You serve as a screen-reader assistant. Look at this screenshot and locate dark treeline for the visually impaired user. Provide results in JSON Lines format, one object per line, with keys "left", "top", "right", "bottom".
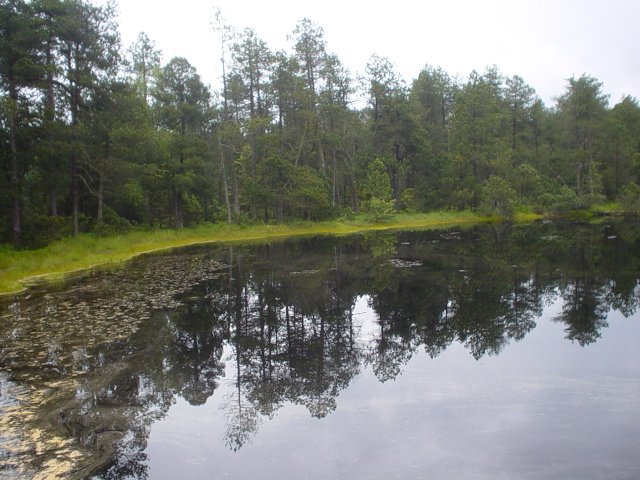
{"left": 3, "top": 0, "right": 640, "bottom": 248}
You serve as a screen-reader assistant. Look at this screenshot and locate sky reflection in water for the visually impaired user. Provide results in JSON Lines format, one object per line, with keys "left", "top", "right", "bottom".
{"left": 145, "top": 300, "right": 640, "bottom": 480}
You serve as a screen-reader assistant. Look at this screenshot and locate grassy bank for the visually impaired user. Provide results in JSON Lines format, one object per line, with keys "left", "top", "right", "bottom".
{"left": 0, "top": 211, "right": 534, "bottom": 296}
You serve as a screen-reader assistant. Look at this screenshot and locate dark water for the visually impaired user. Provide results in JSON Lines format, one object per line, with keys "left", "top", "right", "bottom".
{"left": 1, "top": 221, "right": 640, "bottom": 479}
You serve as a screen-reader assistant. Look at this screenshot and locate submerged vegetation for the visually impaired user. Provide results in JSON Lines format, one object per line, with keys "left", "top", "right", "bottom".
{"left": 2, "top": 220, "right": 640, "bottom": 478}
{"left": 1, "top": 0, "right": 640, "bottom": 256}
{"left": 0, "top": 210, "right": 489, "bottom": 294}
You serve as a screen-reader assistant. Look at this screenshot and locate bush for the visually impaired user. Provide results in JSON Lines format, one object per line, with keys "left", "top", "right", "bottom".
{"left": 479, "top": 176, "right": 518, "bottom": 218}
{"left": 365, "top": 197, "right": 395, "bottom": 222}
{"left": 400, "top": 187, "right": 423, "bottom": 213}
{"left": 450, "top": 187, "right": 475, "bottom": 210}
{"left": 535, "top": 185, "right": 580, "bottom": 212}
{"left": 20, "top": 215, "right": 73, "bottom": 249}
{"left": 619, "top": 182, "right": 640, "bottom": 212}
{"left": 94, "top": 206, "right": 132, "bottom": 237}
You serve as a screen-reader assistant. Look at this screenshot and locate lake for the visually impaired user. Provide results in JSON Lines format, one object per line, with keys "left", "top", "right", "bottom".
{"left": 1, "top": 220, "right": 639, "bottom": 479}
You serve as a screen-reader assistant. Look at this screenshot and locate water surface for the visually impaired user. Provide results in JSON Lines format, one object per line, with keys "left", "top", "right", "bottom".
{"left": 1, "top": 221, "right": 639, "bottom": 479}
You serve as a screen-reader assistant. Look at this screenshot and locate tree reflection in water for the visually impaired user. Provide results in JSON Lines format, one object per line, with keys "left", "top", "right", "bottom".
{"left": 0, "top": 220, "right": 639, "bottom": 478}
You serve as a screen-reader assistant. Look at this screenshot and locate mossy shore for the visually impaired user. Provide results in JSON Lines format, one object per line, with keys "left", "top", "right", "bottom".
{"left": 0, "top": 211, "right": 539, "bottom": 296}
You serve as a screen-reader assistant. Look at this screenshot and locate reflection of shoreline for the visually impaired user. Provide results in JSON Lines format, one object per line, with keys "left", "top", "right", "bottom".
{"left": 0, "top": 214, "right": 485, "bottom": 297}
{"left": 0, "top": 222, "right": 638, "bottom": 477}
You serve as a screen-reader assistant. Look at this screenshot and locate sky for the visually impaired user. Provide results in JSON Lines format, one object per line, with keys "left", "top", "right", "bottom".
{"left": 109, "top": 0, "right": 640, "bottom": 107}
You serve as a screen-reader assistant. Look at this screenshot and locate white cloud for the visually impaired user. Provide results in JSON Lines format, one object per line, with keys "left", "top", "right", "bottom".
{"left": 110, "top": 0, "right": 640, "bottom": 106}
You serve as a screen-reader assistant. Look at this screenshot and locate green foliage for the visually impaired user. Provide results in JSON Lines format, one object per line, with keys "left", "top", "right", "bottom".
{"left": 451, "top": 187, "right": 475, "bottom": 210}
{"left": 450, "top": 69, "right": 511, "bottom": 194}
{"left": 619, "top": 182, "right": 640, "bottom": 212}
{"left": 362, "top": 159, "right": 393, "bottom": 199}
{"left": 366, "top": 196, "right": 395, "bottom": 222}
{"left": 399, "top": 187, "right": 421, "bottom": 212}
{"left": 512, "top": 163, "right": 541, "bottom": 200}
{"left": 536, "top": 185, "right": 580, "bottom": 212}
{"left": 288, "top": 166, "right": 333, "bottom": 220}
{"left": 182, "top": 192, "right": 203, "bottom": 221}
{"left": 19, "top": 215, "right": 72, "bottom": 249}
{"left": 361, "top": 158, "right": 395, "bottom": 221}
{"left": 95, "top": 206, "right": 133, "bottom": 237}
{"left": 1, "top": 5, "right": 639, "bottom": 249}
{"left": 479, "top": 176, "right": 518, "bottom": 217}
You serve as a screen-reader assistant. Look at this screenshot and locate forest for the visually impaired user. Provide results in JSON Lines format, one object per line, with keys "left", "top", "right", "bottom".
{"left": 2, "top": 0, "right": 640, "bottom": 249}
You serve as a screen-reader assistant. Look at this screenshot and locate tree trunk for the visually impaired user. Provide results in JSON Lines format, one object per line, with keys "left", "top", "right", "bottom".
{"left": 96, "top": 170, "right": 104, "bottom": 229}
{"left": 229, "top": 154, "right": 240, "bottom": 215}
{"left": 49, "top": 185, "right": 57, "bottom": 216}
{"left": 347, "top": 171, "right": 359, "bottom": 214}
{"left": 96, "top": 136, "right": 109, "bottom": 230}
{"left": 295, "top": 123, "right": 308, "bottom": 166}
{"left": 71, "top": 150, "right": 78, "bottom": 236}
{"left": 70, "top": 65, "right": 80, "bottom": 237}
{"left": 317, "top": 141, "right": 326, "bottom": 176}
{"left": 146, "top": 194, "right": 154, "bottom": 227}
{"left": 173, "top": 187, "right": 184, "bottom": 229}
{"left": 45, "top": 27, "right": 58, "bottom": 218}
{"left": 218, "top": 133, "right": 232, "bottom": 224}
{"left": 277, "top": 190, "right": 284, "bottom": 224}
{"left": 331, "top": 150, "right": 339, "bottom": 207}
{"left": 8, "top": 87, "right": 21, "bottom": 247}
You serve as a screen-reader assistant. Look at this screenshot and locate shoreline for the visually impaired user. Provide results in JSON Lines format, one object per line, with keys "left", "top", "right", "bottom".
{"left": 1, "top": 212, "right": 533, "bottom": 296}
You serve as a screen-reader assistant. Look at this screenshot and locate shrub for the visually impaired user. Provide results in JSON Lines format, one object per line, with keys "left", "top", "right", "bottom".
{"left": 366, "top": 196, "right": 395, "bottom": 222}
{"left": 94, "top": 206, "right": 132, "bottom": 237}
{"left": 479, "top": 176, "right": 518, "bottom": 218}
{"left": 619, "top": 182, "right": 640, "bottom": 212}
{"left": 20, "top": 215, "right": 73, "bottom": 249}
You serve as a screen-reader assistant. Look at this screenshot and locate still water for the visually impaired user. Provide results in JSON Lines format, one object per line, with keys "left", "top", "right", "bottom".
{"left": 1, "top": 221, "right": 639, "bottom": 479}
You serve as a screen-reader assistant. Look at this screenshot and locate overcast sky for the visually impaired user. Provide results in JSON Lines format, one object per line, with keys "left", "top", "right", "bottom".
{"left": 110, "top": 0, "right": 639, "bottom": 107}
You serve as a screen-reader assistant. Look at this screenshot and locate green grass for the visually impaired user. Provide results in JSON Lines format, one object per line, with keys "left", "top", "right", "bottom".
{"left": 0, "top": 210, "right": 536, "bottom": 295}
{"left": 589, "top": 202, "right": 623, "bottom": 214}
